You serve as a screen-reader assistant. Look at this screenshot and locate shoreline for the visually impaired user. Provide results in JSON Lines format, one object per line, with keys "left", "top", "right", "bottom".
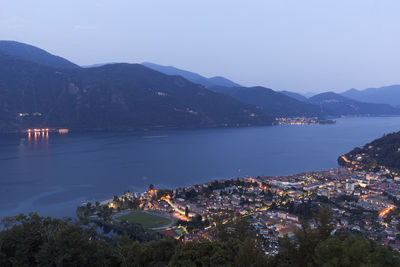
{"left": 3, "top": 115, "right": 400, "bottom": 135}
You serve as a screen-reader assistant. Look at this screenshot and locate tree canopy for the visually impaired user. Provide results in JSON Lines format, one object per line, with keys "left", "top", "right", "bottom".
{"left": 0, "top": 211, "right": 399, "bottom": 266}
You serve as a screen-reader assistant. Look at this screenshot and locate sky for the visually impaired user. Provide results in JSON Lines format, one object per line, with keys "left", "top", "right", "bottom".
{"left": 1, "top": 0, "right": 400, "bottom": 93}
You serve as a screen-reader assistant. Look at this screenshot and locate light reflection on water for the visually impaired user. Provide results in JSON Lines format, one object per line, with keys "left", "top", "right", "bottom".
{"left": 0, "top": 116, "right": 400, "bottom": 219}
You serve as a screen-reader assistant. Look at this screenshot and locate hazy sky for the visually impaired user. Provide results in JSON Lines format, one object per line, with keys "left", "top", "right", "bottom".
{"left": 1, "top": 0, "right": 400, "bottom": 93}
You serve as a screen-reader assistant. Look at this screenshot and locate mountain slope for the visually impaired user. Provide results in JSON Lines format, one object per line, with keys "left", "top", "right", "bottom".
{"left": 0, "top": 40, "right": 79, "bottom": 69}
{"left": 279, "top": 90, "right": 309, "bottom": 102}
{"left": 142, "top": 62, "right": 241, "bottom": 88}
{"left": 211, "top": 86, "right": 322, "bottom": 117}
{"left": 0, "top": 53, "right": 274, "bottom": 132}
{"left": 81, "top": 62, "right": 119, "bottom": 68}
{"left": 342, "top": 85, "right": 400, "bottom": 107}
{"left": 339, "top": 131, "right": 400, "bottom": 172}
{"left": 308, "top": 92, "right": 400, "bottom": 116}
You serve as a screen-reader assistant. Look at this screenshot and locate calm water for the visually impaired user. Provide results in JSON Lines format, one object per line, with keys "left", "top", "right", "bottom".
{"left": 1, "top": 117, "right": 399, "bottom": 219}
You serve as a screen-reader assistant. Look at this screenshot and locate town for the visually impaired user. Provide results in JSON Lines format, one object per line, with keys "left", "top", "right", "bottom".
{"left": 78, "top": 164, "right": 400, "bottom": 255}
{"left": 276, "top": 117, "right": 335, "bottom": 125}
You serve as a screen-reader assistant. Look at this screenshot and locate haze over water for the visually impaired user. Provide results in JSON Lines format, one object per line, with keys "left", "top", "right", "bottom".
{"left": 1, "top": 116, "right": 399, "bottom": 219}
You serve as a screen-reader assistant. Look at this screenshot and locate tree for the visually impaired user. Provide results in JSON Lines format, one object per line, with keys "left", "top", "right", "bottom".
{"left": 214, "top": 216, "right": 230, "bottom": 242}
{"left": 1, "top": 211, "right": 399, "bottom": 266}
{"left": 168, "top": 240, "right": 239, "bottom": 266}
{"left": 368, "top": 244, "right": 400, "bottom": 266}
{"left": 314, "top": 207, "right": 336, "bottom": 240}
{"left": 0, "top": 213, "right": 119, "bottom": 266}
{"left": 185, "top": 206, "right": 190, "bottom": 217}
{"left": 235, "top": 238, "right": 269, "bottom": 267}
{"left": 277, "top": 207, "right": 336, "bottom": 266}
{"left": 234, "top": 217, "right": 253, "bottom": 240}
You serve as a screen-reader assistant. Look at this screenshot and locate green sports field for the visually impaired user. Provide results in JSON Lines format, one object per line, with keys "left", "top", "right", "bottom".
{"left": 117, "top": 211, "right": 172, "bottom": 228}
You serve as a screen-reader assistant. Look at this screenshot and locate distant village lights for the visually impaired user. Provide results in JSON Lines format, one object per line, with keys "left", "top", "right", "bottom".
{"left": 25, "top": 128, "right": 69, "bottom": 140}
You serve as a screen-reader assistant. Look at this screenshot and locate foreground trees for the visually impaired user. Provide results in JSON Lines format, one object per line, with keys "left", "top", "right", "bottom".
{"left": 274, "top": 209, "right": 400, "bottom": 267}
{"left": 0, "top": 213, "right": 119, "bottom": 266}
{"left": 0, "top": 210, "right": 399, "bottom": 266}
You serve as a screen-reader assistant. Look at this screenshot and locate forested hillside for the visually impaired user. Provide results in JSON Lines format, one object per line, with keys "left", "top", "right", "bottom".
{"left": 0, "top": 210, "right": 398, "bottom": 266}
{"left": 0, "top": 42, "right": 275, "bottom": 133}
{"left": 339, "top": 131, "right": 400, "bottom": 172}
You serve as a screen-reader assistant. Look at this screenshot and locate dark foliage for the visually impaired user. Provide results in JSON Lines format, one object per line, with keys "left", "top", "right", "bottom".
{"left": 1, "top": 211, "right": 399, "bottom": 266}
{"left": 274, "top": 209, "right": 400, "bottom": 266}
{"left": 339, "top": 131, "right": 400, "bottom": 171}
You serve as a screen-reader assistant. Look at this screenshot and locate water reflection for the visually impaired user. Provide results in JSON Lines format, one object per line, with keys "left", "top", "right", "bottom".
{"left": 24, "top": 129, "right": 63, "bottom": 150}
{"left": 26, "top": 129, "right": 68, "bottom": 144}
{"left": 2, "top": 117, "right": 400, "bottom": 219}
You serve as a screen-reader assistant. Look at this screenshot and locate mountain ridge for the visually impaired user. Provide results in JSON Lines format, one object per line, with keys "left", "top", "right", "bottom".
{"left": 142, "top": 62, "right": 241, "bottom": 88}
{"left": 342, "top": 85, "right": 400, "bottom": 107}
{"left": 0, "top": 48, "right": 275, "bottom": 132}
{"left": 308, "top": 92, "right": 400, "bottom": 116}
{"left": 0, "top": 40, "right": 80, "bottom": 69}
{"left": 279, "top": 90, "right": 309, "bottom": 102}
{"left": 338, "top": 131, "right": 400, "bottom": 172}
{"left": 211, "top": 86, "right": 323, "bottom": 117}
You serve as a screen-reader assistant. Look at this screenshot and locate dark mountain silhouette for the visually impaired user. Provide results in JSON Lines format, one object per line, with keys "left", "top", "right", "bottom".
{"left": 211, "top": 86, "right": 322, "bottom": 117}
{"left": 0, "top": 40, "right": 79, "bottom": 69}
{"left": 81, "top": 62, "right": 119, "bottom": 68}
{"left": 0, "top": 49, "right": 274, "bottom": 132}
{"left": 303, "top": 92, "right": 317, "bottom": 98}
{"left": 339, "top": 131, "right": 400, "bottom": 172}
{"left": 342, "top": 85, "right": 400, "bottom": 107}
{"left": 308, "top": 92, "right": 400, "bottom": 116}
{"left": 142, "top": 62, "right": 241, "bottom": 88}
{"left": 279, "top": 90, "right": 309, "bottom": 102}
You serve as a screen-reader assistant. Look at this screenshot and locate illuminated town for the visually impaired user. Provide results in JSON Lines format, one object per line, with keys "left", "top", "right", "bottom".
{"left": 25, "top": 128, "right": 69, "bottom": 141}
{"left": 276, "top": 117, "right": 335, "bottom": 125}
{"left": 79, "top": 165, "right": 400, "bottom": 254}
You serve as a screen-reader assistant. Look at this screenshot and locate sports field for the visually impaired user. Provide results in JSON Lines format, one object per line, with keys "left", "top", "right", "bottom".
{"left": 117, "top": 211, "right": 172, "bottom": 228}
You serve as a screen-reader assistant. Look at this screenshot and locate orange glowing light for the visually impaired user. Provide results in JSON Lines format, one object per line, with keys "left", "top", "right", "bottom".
{"left": 341, "top": 156, "right": 351, "bottom": 164}
{"left": 379, "top": 206, "right": 395, "bottom": 218}
{"left": 58, "top": 129, "right": 69, "bottom": 134}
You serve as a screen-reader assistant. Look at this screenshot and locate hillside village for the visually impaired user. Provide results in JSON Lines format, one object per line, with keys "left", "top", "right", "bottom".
{"left": 79, "top": 165, "right": 400, "bottom": 255}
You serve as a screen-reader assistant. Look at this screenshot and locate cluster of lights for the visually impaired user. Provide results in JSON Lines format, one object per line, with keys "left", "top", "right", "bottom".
{"left": 27, "top": 128, "right": 49, "bottom": 133}
{"left": 379, "top": 206, "right": 395, "bottom": 218}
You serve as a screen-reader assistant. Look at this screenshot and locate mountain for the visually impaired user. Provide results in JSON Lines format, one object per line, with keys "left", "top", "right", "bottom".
{"left": 207, "top": 76, "right": 241, "bottom": 87}
{"left": 279, "top": 90, "right": 309, "bottom": 102}
{"left": 338, "top": 131, "right": 400, "bottom": 172}
{"left": 303, "top": 92, "right": 317, "bottom": 98}
{"left": 308, "top": 92, "right": 400, "bottom": 116}
{"left": 0, "top": 40, "right": 79, "bottom": 69}
{"left": 211, "top": 86, "right": 322, "bottom": 117}
{"left": 81, "top": 62, "right": 119, "bottom": 68}
{"left": 0, "top": 50, "right": 274, "bottom": 132}
{"left": 142, "top": 62, "right": 241, "bottom": 88}
{"left": 342, "top": 85, "right": 400, "bottom": 107}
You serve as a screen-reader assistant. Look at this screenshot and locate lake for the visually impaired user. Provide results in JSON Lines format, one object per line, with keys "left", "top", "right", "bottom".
{"left": 1, "top": 116, "right": 399, "bottom": 219}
